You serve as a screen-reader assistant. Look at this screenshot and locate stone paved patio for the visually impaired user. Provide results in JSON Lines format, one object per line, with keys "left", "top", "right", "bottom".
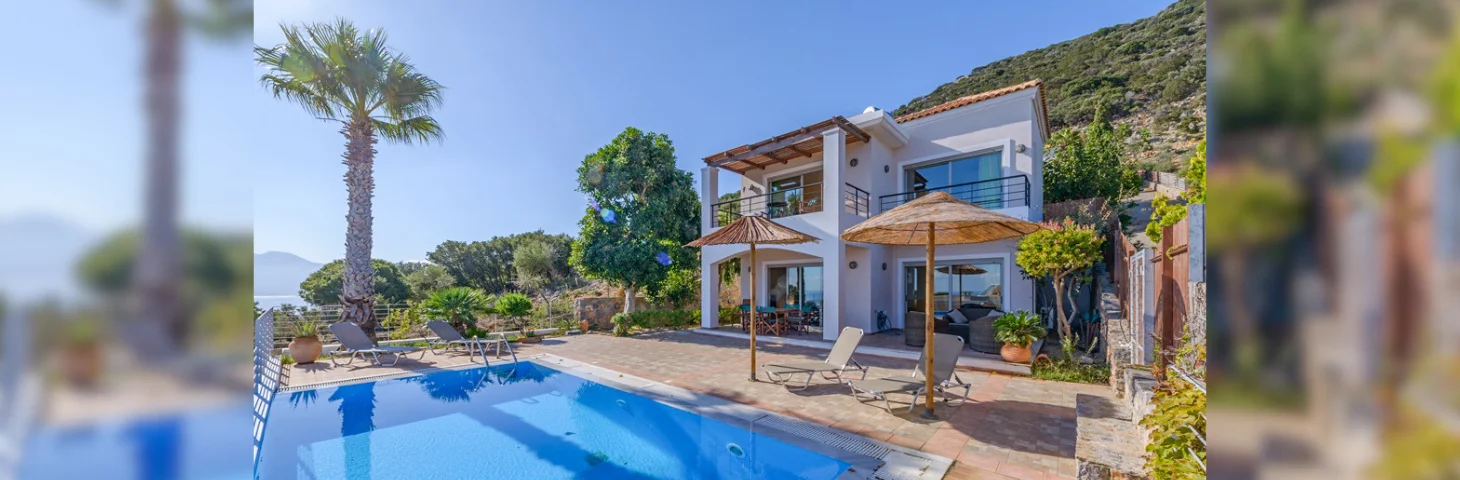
{"left": 283, "top": 330, "right": 1114, "bottom": 479}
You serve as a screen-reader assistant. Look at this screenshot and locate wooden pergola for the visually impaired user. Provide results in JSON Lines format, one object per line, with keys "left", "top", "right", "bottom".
{"left": 702, "top": 116, "right": 870, "bottom": 175}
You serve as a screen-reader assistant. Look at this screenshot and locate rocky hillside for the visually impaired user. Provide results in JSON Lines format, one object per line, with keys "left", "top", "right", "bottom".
{"left": 894, "top": 0, "right": 1206, "bottom": 165}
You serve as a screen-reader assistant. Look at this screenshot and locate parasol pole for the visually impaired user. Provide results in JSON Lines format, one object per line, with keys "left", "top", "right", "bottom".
{"left": 924, "top": 222, "right": 937, "bottom": 417}
{"left": 749, "top": 242, "right": 758, "bottom": 381}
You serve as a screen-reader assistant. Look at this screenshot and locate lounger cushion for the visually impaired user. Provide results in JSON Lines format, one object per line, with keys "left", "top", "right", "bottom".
{"left": 848, "top": 377, "right": 922, "bottom": 394}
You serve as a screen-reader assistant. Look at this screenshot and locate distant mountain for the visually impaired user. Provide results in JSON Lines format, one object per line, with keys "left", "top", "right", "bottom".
{"left": 0, "top": 215, "right": 100, "bottom": 302}
{"left": 253, "top": 251, "right": 323, "bottom": 297}
{"left": 894, "top": 0, "right": 1206, "bottom": 163}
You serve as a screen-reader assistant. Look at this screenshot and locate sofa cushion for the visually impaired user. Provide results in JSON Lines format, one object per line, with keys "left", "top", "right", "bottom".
{"left": 946, "top": 309, "right": 970, "bottom": 325}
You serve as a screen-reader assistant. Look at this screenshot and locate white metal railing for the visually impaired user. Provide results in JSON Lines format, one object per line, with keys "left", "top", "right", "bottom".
{"left": 252, "top": 308, "right": 282, "bottom": 466}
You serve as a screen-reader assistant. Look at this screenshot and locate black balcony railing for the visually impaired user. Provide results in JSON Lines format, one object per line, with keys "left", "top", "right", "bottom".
{"left": 879, "top": 174, "right": 1030, "bottom": 212}
{"left": 844, "top": 183, "right": 870, "bottom": 218}
{"left": 712, "top": 183, "right": 824, "bottom": 227}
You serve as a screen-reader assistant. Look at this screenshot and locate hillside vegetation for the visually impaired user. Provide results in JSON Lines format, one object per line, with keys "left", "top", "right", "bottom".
{"left": 894, "top": 0, "right": 1205, "bottom": 164}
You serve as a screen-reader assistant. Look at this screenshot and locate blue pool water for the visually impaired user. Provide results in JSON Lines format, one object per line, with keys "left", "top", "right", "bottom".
{"left": 256, "top": 362, "right": 852, "bottom": 479}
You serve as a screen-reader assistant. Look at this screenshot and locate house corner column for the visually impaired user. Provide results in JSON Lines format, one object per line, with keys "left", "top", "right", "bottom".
{"left": 821, "top": 123, "right": 847, "bottom": 340}
{"left": 699, "top": 167, "right": 718, "bottom": 329}
{"left": 701, "top": 166, "right": 717, "bottom": 235}
{"left": 701, "top": 251, "right": 718, "bottom": 329}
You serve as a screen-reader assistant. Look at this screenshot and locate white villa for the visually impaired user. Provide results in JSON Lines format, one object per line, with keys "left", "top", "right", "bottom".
{"left": 696, "top": 80, "right": 1050, "bottom": 342}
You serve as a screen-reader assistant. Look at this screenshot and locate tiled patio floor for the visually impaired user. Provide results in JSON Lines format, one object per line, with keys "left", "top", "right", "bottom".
{"left": 283, "top": 331, "right": 1113, "bottom": 479}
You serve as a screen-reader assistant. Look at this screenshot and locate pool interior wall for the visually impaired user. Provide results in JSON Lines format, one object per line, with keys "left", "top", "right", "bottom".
{"left": 260, "top": 361, "right": 847, "bottom": 479}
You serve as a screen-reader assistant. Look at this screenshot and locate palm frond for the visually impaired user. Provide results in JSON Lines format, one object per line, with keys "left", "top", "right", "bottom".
{"left": 257, "top": 19, "right": 445, "bottom": 140}
{"left": 373, "top": 116, "right": 444, "bottom": 145}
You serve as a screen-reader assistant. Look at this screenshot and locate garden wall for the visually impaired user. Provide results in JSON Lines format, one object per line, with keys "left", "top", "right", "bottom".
{"left": 574, "top": 296, "right": 654, "bottom": 330}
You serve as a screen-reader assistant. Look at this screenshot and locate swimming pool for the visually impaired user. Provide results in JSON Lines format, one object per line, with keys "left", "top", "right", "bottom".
{"left": 255, "top": 361, "right": 856, "bottom": 479}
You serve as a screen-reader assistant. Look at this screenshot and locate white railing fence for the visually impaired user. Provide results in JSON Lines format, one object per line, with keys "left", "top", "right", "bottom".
{"left": 252, "top": 308, "right": 281, "bottom": 467}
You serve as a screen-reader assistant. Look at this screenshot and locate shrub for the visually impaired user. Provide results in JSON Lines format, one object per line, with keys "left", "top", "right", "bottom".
{"left": 381, "top": 303, "right": 427, "bottom": 340}
{"left": 610, "top": 309, "right": 699, "bottom": 336}
{"left": 1030, "top": 359, "right": 1110, "bottom": 384}
{"left": 495, "top": 293, "right": 533, "bottom": 330}
{"left": 422, "top": 287, "right": 494, "bottom": 333}
{"left": 718, "top": 307, "right": 739, "bottom": 326}
{"left": 992, "top": 310, "right": 1046, "bottom": 348}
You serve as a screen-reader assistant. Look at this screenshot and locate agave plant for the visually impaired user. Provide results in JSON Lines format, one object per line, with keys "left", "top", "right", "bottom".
{"left": 422, "top": 287, "right": 494, "bottom": 333}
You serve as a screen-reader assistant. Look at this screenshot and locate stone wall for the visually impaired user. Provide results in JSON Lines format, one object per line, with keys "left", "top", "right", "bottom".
{"left": 574, "top": 296, "right": 654, "bottom": 330}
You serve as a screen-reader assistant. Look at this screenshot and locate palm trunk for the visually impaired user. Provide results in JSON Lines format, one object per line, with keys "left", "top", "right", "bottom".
{"left": 133, "top": 0, "right": 184, "bottom": 356}
{"left": 342, "top": 118, "right": 378, "bottom": 339}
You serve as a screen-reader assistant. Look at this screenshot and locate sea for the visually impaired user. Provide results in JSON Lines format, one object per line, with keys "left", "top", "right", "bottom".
{"left": 254, "top": 295, "right": 308, "bottom": 311}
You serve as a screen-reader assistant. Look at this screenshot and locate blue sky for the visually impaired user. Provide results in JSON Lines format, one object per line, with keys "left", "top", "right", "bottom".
{"left": 237, "top": 0, "right": 1175, "bottom": 263}
{"left": 0, "top": 1, "right": 253, "bottom": 234}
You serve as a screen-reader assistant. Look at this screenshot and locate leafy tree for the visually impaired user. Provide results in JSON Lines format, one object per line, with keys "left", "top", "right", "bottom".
{"left": 256, "top": 20, "right": 445, "bottom": 338}
{"left": 427, "top": 231, "right": 578, "bottom": 294}
{"left": 394, "top": 261, "right": 431, "bottom": 276}
{"left": 512, "top": 238, "right": 558, "bottom": 294}
{"left": 404, "top": 264, "right": 456, "bottom": 300}
{"left": 78, "top": 230, "right": 250, "bottom": 347}
{"left": 494, "top": 293, "right": 533, "bottom": 331}
{"left": 1043, "top": 109, "right": 1143, "bottom": 204}
{"left": 299, "top": 259, "right": 410, "bottom": 307}
{"left": 571, "top": 127, "right": 700, "bottom": 313}
{"left": 1015, "top": 219, "right": 1104, "bottom": 345}
{"left": 421, "top": 287, "right": 493, "bottom": 333}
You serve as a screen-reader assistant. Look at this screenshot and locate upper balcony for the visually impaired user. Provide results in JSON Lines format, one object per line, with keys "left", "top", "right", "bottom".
{"left": 712, "top": 182, "right": 871, "bottom": 227}
{"left": 879, "top": 174, "right": 1030, "bottom": 214}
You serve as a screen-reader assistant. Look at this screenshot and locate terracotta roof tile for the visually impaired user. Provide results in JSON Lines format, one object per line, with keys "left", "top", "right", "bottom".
{"left": 895, "top": 80, "right": 1048, "bottom": 134}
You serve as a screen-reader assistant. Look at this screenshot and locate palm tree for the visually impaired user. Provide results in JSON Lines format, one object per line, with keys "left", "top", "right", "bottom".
{"left": 255, "top": 20, "right": 445, "bottom": 338}
{"left": 421, "top": 287, "right": 494, "bottom": 333}
{"left": 124, "top": 0, "right": 248, "bottom": 359}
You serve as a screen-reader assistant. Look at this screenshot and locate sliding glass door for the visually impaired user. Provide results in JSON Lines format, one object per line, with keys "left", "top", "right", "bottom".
{"left": 767, "top": 264, "right": 823, "bottom": 310}
{"left": 906, "top": 151, "right": 1004, "bottom": 206}
{"left": 904, "top": 259, "right": 1004, "bottom": 317}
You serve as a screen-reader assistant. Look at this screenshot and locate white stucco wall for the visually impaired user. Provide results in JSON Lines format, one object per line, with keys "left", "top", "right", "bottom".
{"left": 699, "top": 87, "right": 1048, "bottom": 339}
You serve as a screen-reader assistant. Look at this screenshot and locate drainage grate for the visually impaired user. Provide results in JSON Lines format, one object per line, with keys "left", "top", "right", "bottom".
{"left": 751, "top": 414, "right": 891, "bottom": 460}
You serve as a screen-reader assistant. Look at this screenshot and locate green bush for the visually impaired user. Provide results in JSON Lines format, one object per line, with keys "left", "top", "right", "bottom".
{"left": 718, "top": 307, "right": 739, "bottom": 326}
{"left": 495, "top": 293, "right": 533, "bottom": 330}
{"left": 610, "top": 310, "right": 700, "bottom": 336}
{"left": 1031, "top": 360, "right": 1110, "bottom": 384}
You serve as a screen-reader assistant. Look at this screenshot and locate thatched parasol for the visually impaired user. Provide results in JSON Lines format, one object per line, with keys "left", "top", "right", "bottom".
{"left": 841, "top": 191, "right": 1040, "bottom": 416}
{"left": 687, "top": 215, "right": 818, "bottom": 381}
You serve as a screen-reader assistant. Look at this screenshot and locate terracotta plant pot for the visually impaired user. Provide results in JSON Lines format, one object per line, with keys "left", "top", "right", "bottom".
{"left": 1000, "top": 343, "right": 1032, "bottom": 364}
{"left": 288, "top": 336, "right": 323, "bottom": 364}
{"left": 519, "top": 335, "right": 543, "bottom": 344}
{"left": 60, "top": 342, "right": 102, "bottom": 387}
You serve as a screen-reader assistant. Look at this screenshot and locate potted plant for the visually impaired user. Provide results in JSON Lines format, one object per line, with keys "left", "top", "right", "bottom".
{"left": 287, "top": 317, "right": 324, "bottom": 364}
{"left": 993, "top": 310, "right": 1046, "bottom": 364}
{"left": 519, "top": 329, "right": 542, "bottom": 344}
{"left": 59, "top": 317, "right": 103, "bottom": 387}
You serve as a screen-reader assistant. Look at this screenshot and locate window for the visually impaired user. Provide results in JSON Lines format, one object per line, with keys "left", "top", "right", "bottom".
{"left": 768, "top": 170, "right": 823, "bottom": 217}
{"left": 905, "top": 259, "right": 1004, "bottom": 316}
{"left": 906, "top": 151, "right": 1005, "bottom": 207}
